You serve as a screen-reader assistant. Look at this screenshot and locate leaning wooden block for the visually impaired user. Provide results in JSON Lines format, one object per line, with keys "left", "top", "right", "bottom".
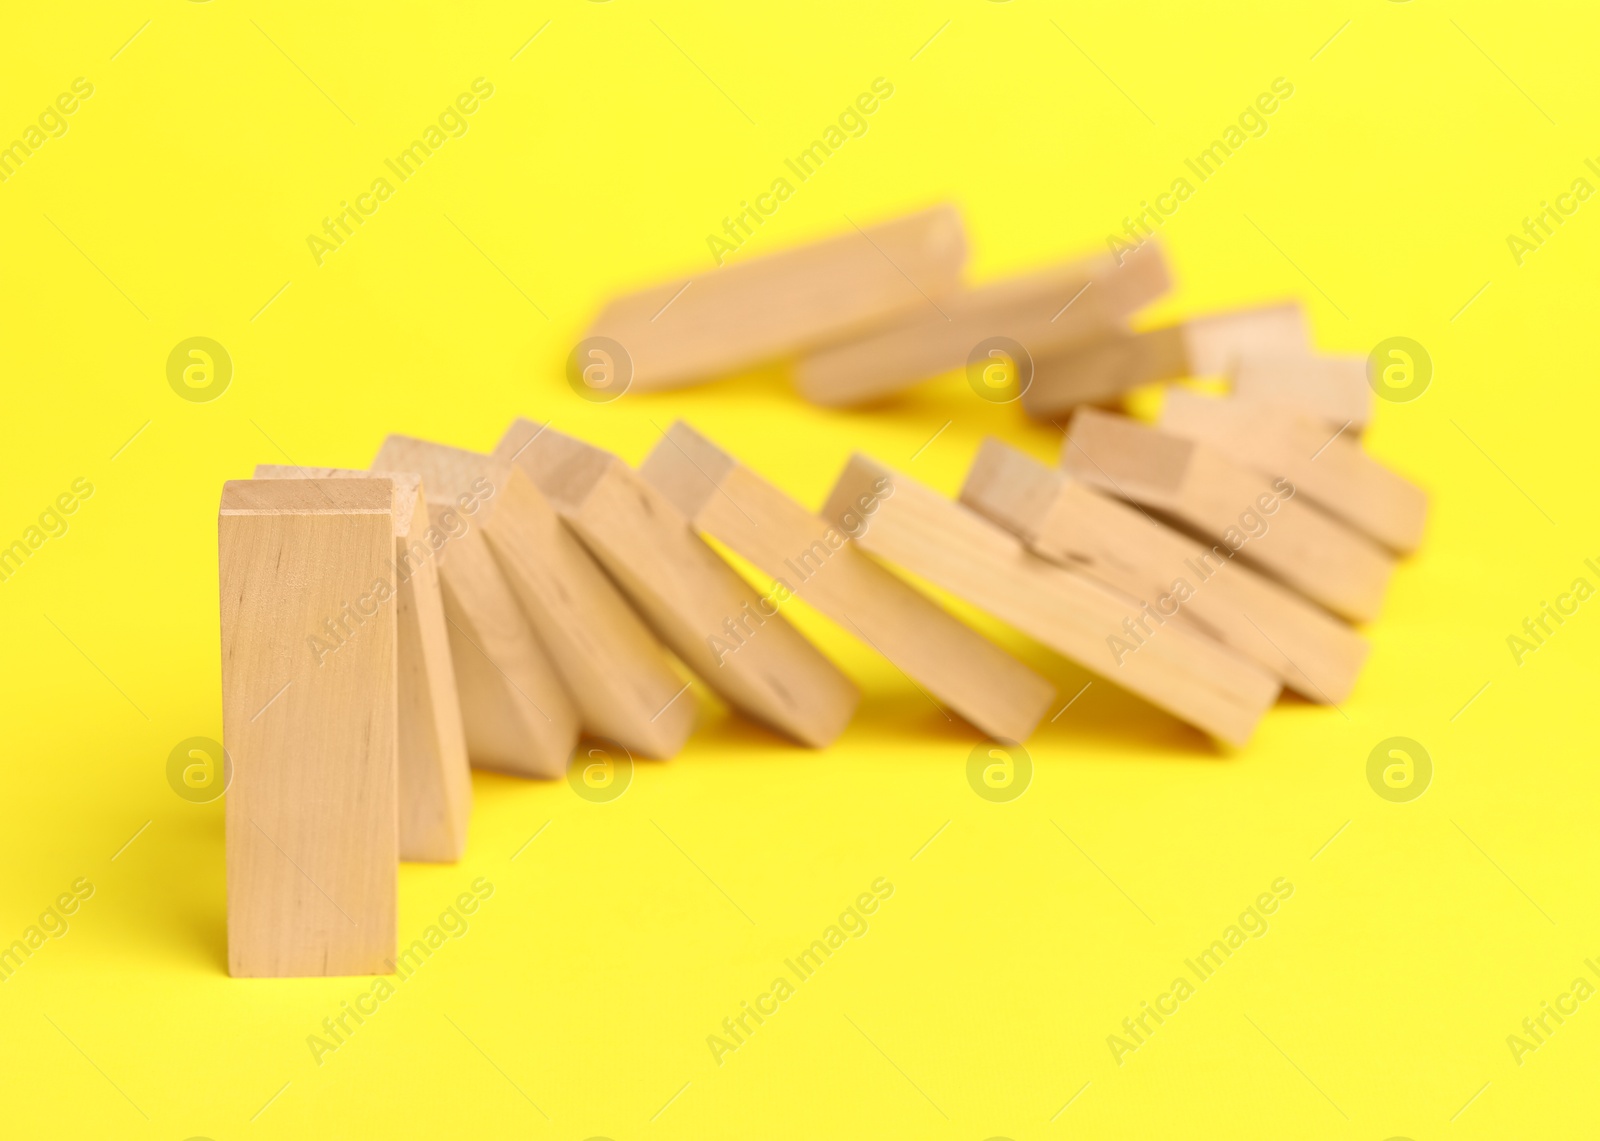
{"left": 821, "top": 456, "right": 1280, "bottom": 746}
{"left": 1021, "top": 301, "right": 1307, "bottom": 418}
{"left": 638, "top": 420, "right": 1056, "bottom": 741}
{"left": 1229, "top": 352, "right": 1373, "bottom": 431}
{"left": 373, "top": 437, "right": 577, "bottom": 778}
{"left": 220, "top": 479, "right": 397, "bottom": 976}
{"left": 1060, "top": 409, "right": 1394, "bottom": 623}
{"left": 495, "top": 419, "right": 857, "bottom": 748}
{"left": 795, "top": 241, "right": 1169, "bottom": 407}
{"left": 1158, "top": 390, "right": 1427, "bottom": 553}
{"left": 585, "top": 205, "right": 967, "bottom": 391}
{"left": 960, "top": 439, "right": 1369, "bottom": 704}
{"left": 255, "top": 466, "right": 470, "bottom": 862}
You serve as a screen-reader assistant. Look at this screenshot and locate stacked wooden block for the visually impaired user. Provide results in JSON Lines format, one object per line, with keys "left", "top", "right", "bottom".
{"left": 218, "top": 206, "right": 1424, "bottom": 976}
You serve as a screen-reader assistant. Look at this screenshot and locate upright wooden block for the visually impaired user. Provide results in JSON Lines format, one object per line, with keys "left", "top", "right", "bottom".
{"left": 1158, "top": 390, "right": 1427, "bottom": 553}
{"left": 821, "top": 456, "right": 1280, "bottom": 746}
{"left": 495, "top": 420, "right": 858, "bottom": 748}
{"left": 254, "top": 466, "right": 470, "bottom": 862}
{"left": 794, "top": 241, "right": 1169, "bottom": 407}
{"left": 585, "top": 205, "right": 968, "bottom": 391}
{"left": 373, "top": 437, "right": 577, "bottom": 778}
{"left": 1060, "top": 409, "right": 1395, "bottom": 623}
{"left": 960, "top": 439, "right": 1369, "bottom": 704}
{"left": 638, "top": 421, "right": 1056, "bottom": 741}
{"left": 1021, "top": 301, "right": 1308, "bottom": 418}
{"left": 1229, "top": 352, "right": 1373, "bottom": 431}
{"left": 220, "top": 479, "right": 397, "bottom": 977}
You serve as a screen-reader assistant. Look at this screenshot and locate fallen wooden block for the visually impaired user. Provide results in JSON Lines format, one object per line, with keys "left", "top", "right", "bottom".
{"left": 373, "top": 437, "right": 577, "bottom": 778}
{"left": 820, "top": 455, "right": 1280, "bottom": 746}
{"left": 794, "top": 240, "right": 1169, "bottom": 407}
{"left": 495, "top": 420, "right": 858, "bottom": 748}
{"left": 1158, "top": 390, "right": 1427, "bottom": 553}
{"left": 219, "top": 478, "right": 397, "bottom": 976}
{"left": 960, "top": 439, "right": 1369, "bottom": 704}
{"left": 1060, "top": 409, "right": 1395, "bottom": 623}
{"left": 375, "top": 436, "right": 691, "bottom": 761}
{"left": 1021, "top": 301, "right": 1307, "bottom": 418}
{"left": 254, "top": 466, "right": 470, "bottom": 863}
{"left": 584, "top": 205, "right": 968, "bottom": 392}
{"left": 1229, "top": 352, "right": 1372, "bottom": 431}
{"left": 638, "top": 420, "right": 1056, "bottom": 741}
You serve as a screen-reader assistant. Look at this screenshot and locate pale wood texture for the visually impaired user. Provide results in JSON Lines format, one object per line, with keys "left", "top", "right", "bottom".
{"left": 254, "top": 466, "right": 471, "bottom": 862}
{"left": 496, "top": 419, "right": 858, "bottom": 748}
{"left": 220, "top": 478, "right": 397, "bottom": 977}
{"left": 821, "top": 455, "right": 1280, "bottom": 746}
{"left": 1060, "top": 409, "right": 1395, "bottom": 624}
{"left": 1229, "top": 352, "right": 1373, "bottom": 431}
{"left": 960, "top": 439, "right": 1369, "bottom": 704}
{"left": 1158, "top": 390, "right": 1427, "bottom": 553}
{"left": 373, "top": 437, "right": 577, "bottom": 778}
{"left": 794, "top": 240, "right": 1169, "bottom": 407}
{"left": 638, "top": 420, "right": 1056, "bottom": 741}
{"left": 586, "top": 205, "right": 968, "bottom": 391}
{"left": 1021, "top": 301, "right": 1308, "bottom": 418}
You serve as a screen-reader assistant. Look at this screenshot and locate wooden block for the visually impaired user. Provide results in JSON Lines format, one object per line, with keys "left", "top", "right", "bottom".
{"left": 586, "top": 205, "right": 968, "bottom": 391}
{"left": 220, "top": 478, "right": 397, "bottom": 976}
{"left": 820, "top": 456, "right": 1280, "bottom": 746}
{"left": 1021, "top": 301, "right": 1308, "bottom": 418}
{"left": 638, "top": 420, "right": 1056, "bottom": 741}
{"left": 495, "top": 419, "right": 858, "bottom": 748}
{"left": 1158, "top": 390, "right": 1427, "bottom": 553}
{"left": 373, "top": 437, "right": 577, "bottom": 778}
{"left": 254, "top": 466, "right": 470, "bottom": 863}
{"left": 794, "top": 240, "right": 1169, "bottom": 407}
{"left": 960, "top": 439, "right": 1369, "bottom": 704}
{"left": 1230, "top": 352, "right": 1373, "bottom": 431}
{"left": 1060, "top": 409, "right": 1395, "bottom": 623}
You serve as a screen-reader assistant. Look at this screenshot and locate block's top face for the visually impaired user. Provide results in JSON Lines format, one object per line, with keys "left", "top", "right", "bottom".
{"left": 495, "top": 419, "right": 618, "bottom": 512}
{"left": 636, "top": 421, "right": 737, "bottom": 520}
{"left": 252, "top": 465, "right": 422, "bottom": 537}
{"left": 220, "top": 478, "right": 393, "bottom": 515}
{"left": 1061, "top": 409, "right": 1196, "bottom": 502}
{"left": 959, "top": 438, "right": 1064, "bottom": 540}
{"left": 372, "top": 436, "right": 505, "bottom": 512}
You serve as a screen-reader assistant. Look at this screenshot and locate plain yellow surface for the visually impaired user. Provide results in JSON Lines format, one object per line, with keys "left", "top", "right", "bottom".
{"left": 2, "top": 1, "right": 1596, "bottom": 1136}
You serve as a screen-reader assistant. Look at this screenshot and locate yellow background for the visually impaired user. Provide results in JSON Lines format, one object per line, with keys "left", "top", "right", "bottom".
{"left": 2, "top": 0, "right": 1596, "bottom": 1136}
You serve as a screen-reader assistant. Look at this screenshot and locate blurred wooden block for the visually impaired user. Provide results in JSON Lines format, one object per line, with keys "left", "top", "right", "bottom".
{"left": 586, "top": 205, "right": 968, "bottom": 391}
{"left": 795, "top": 241, "right": 1169, "bottom": 407}
{"left": 821, "top": 455, "right": 1279, "bottom": 746}
{"left": 639, "top": 420, "right": 1055, "bottom": 741}
{"left": 1021, "top": 301, "right": 1308, "bottom": 418}
{"left": 254, "top": 466, "right": 469, "bottom": 863}
{"left": 1060, "top": 409, "right": 1394, "bottom": 623}
{"left": 495, "top": 419, "right": 857, "bottom": 748}
{"left": 960, "top": 439, "right": 1369, "bottom": 704}
{"left": 1158, "top": 390, "right": 1426, "bottom": 553}
{"left": 220, "top": 478, "right": 397, "bottom": 977}
{"left": 373, "top": 437, "right": 577, "bottom": 778}
{"left": 1230, "top": 352, "right": 1372, "bottom": 431}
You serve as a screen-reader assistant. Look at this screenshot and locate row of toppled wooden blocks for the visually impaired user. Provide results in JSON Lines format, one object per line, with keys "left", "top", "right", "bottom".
{"left": 580, "top": 203, "right": 1371, "bottom": 430}
{"left": 220, "top": 402, "right": 1423, "bottom": 976}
